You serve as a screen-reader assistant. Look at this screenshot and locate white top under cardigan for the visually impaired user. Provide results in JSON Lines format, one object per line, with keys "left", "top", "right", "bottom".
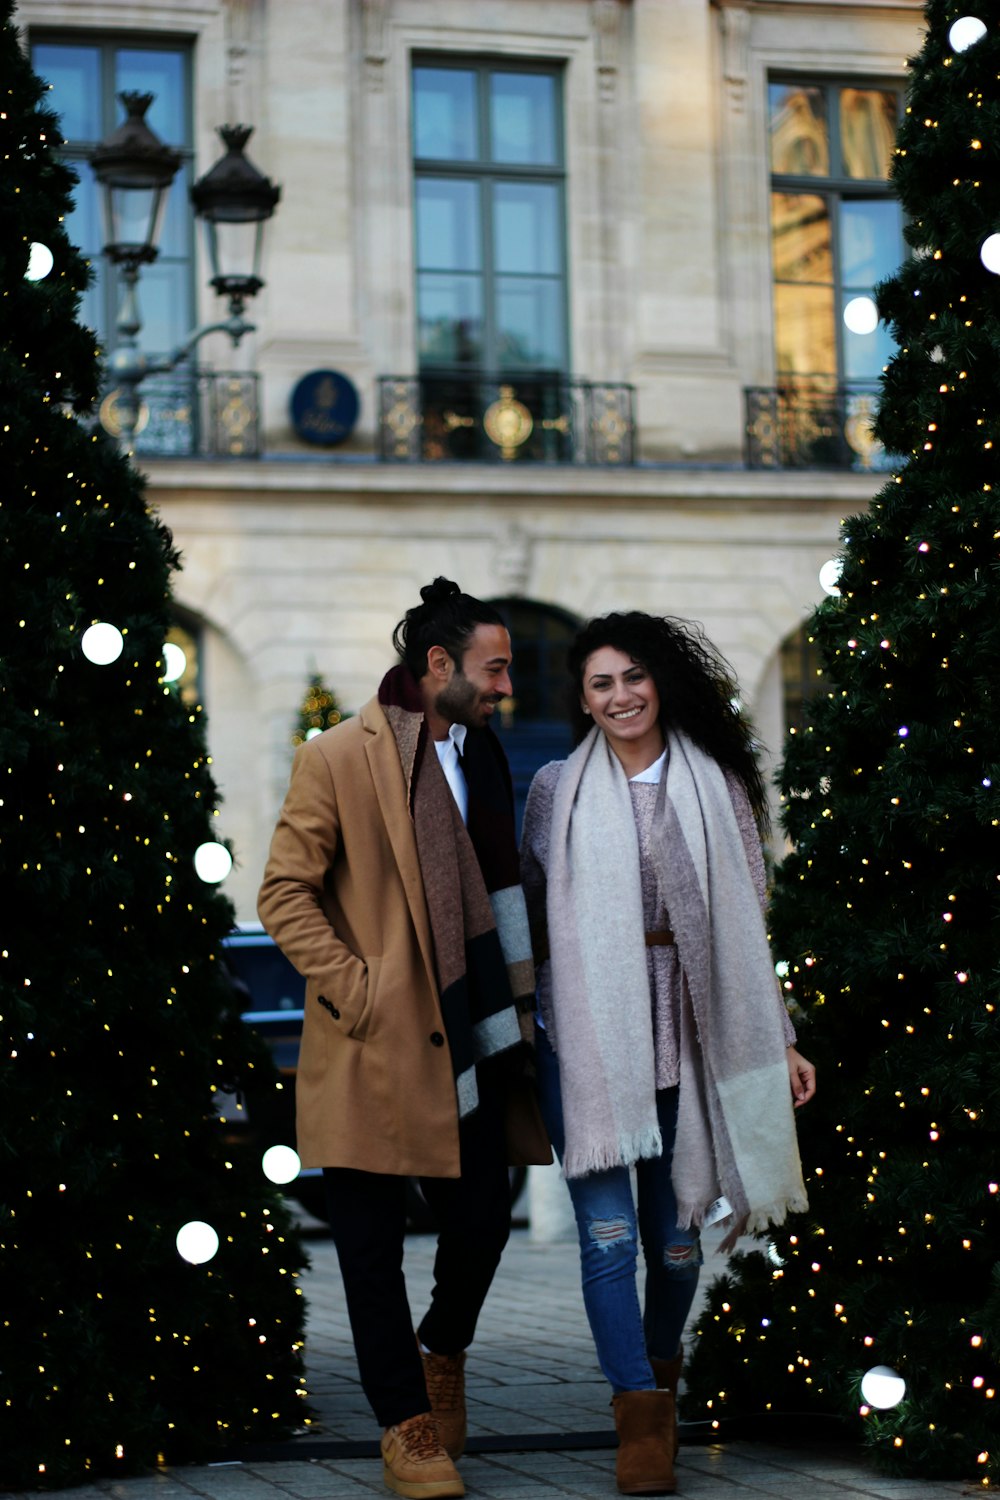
{"left": 521, "top": 754, "right": 796, "bottom": 1089}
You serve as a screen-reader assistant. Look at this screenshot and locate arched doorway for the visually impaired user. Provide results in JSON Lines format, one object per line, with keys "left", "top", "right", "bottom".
{"left": 489, "top": 597, "right": 580, "bottom": 831}
{"left": 780, "top": 621, "right": 829, "bottom": 735}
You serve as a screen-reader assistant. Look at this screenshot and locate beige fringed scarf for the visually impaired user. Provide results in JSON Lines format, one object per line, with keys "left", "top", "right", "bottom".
{"left": 545, "top": 725, "right": 807, "bottom": 1241}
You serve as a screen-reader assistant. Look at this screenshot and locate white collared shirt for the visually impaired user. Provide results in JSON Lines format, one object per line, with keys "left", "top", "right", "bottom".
{"left": 434, "top": 722, "right": 469, "bottom": 823}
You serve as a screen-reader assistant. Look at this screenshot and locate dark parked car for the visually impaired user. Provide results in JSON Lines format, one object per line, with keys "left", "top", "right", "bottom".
{"left": 221, "top": 924, "right": 526, "bottom": 1227}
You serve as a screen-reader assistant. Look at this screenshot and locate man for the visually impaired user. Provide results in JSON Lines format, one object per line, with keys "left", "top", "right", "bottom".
{"left": 258, "top": 578, "right": 549, "bottom": 1499}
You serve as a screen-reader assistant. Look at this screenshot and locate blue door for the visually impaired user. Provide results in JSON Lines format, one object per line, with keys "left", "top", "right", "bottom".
{"left": 489, "top": 598, "right": 579, "bottom": 835}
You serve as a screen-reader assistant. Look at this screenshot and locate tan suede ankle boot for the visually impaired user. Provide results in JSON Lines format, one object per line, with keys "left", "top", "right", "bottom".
{"left": 611, "top": 1389, "right": 676, "bottom": 1495}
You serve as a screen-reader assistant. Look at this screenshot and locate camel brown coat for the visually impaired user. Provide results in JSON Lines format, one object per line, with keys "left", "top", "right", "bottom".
{"left": 257, "top": 694, "right": 550, "bottom": 1177}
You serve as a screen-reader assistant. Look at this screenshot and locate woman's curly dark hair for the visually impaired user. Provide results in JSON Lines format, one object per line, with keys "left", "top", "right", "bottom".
{"left": 567, "top": 611, "right": 769, "bottom": 831}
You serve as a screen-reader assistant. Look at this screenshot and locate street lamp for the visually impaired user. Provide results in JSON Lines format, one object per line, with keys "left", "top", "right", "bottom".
{"left": 91, "top": 92, "right": 281, "bottom": 449}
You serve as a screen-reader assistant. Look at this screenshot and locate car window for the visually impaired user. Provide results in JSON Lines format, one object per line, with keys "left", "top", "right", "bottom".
{"left": 224, "top": 941, "right": 305, "bottom": 1013}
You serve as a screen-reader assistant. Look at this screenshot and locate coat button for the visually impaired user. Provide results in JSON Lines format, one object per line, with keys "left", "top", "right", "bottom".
{"left": 430, "top": 1031, "right": 445, "bottom": 1047}
{"left": 318, "top": 995, "right": 340, "bottom": 1019}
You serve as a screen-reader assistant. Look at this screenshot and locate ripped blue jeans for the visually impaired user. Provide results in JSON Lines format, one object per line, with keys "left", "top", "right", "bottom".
{"left": 535, "top": 1024, "right": 702, "bottom": 1393}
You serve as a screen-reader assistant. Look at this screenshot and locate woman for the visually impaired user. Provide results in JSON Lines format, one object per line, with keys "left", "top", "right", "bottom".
{"left": 521, "top": 613, "right": 815, "bottom": 1496}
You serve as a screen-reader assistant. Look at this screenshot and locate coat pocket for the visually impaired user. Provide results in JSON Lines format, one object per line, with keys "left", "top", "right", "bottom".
{"left": 346, "top": 954, "right": 381, "bottom": 1042}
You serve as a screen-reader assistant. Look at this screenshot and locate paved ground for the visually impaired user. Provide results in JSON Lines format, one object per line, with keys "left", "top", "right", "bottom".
{"left": 15, "top": 1216, "right": 976, "bottom": 1500}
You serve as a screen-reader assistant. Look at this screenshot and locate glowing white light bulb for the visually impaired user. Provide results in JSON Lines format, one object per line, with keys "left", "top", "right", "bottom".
{"left": 176, "top": 1220, "right": 219, "bottom": 1264}
{"left": 949, "top": 16, "right": 987, "bottom": 52}
{"left": 162, "top": 642, "right": 187, "bottom": 682}
{"left": 843, "top": 296, "right": 879, "bottom": 335}
{"left": 861, "top": 1366, "right": 906, "bottom": 1409}
{"left": 305, "top": 727, "right": 322, "bottom": 740}
{"left": 25, "top": 242, "right": 54, "bottom": 281}
{"left": 262, "top": 1145, "right": 301, "bottom": 1184}
{"left": 980, "top": 234, "right": 1000, "bottom": 275}
{"left": 819, "top": 558, "right": 843, "bottom": 596}
{"left": 81, "top": 622, "right": 124, "bottom": 665}
{"left": 193, "top": 841, "right": 233, "bottom": 883}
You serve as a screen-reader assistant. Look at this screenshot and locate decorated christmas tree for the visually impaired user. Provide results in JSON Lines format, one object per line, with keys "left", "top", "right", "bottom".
{"left": 291, "top": 671, "right": 351, "bottom": 747}
{"left": 682, "top": 3, "right": 1000, "bottom": 1483}
{"left": 0, "top": 8, "right": 309, "bottom": 1486}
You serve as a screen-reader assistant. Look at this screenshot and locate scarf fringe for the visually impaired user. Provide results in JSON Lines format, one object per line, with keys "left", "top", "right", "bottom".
{"left": 562, "top": 1124, "right": 663, "bottom": 1182}
{"left": 676, "top": 1188, "right": 810, "bottom": 1252}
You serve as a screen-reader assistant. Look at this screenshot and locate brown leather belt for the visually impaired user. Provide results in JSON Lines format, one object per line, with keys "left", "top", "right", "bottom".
{"left": 535, "top": 929, "right": 674, "bottom": 963}
{"left": 645, "top": 929, "right": 675, "bottom": 947}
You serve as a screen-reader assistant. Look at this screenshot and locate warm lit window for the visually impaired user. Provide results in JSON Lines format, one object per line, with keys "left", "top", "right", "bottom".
{"left": 768, "top": 80, "right": 903, "bottom": 393}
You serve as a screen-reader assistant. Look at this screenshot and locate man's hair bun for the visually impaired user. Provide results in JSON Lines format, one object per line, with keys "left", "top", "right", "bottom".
{"left": 420, "top": 577, "right": 461, "bottom": 607}
{"left": 393, "top": 578, "right": 504, "bottom": 679}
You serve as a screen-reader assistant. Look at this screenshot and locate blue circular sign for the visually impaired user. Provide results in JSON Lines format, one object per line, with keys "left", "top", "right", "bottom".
{"left": 290, "top": 369, "right": 360, "bottom": 447}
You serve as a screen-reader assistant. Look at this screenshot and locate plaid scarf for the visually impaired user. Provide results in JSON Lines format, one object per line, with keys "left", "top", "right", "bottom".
{"left": 378, "top": 664, "right": 534, "bottom": 1117}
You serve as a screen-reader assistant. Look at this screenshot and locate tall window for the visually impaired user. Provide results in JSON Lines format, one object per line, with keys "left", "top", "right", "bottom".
{"left": 412, "top": 60, "right": 568, "bottom": 377}
{"left": 768, "top": 80, "right": 903, "bottom": 393}
{"left": 30, "top": 36, "right": 195, "bottom": 358}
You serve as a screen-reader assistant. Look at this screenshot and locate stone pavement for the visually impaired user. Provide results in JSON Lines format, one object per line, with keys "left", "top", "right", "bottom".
{"left": 12, "top": 1217, "right": 976, "bottom": 1500}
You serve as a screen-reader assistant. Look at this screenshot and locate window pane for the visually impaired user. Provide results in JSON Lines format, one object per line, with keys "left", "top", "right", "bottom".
{"left": 158, "top": 160, "right": 193, "bottom": 259}
{"left": 840, "top": 89, "right": 897, "bottom": 180}
{"left": 413, "top": 67, "right": 478, "bottom": 161}
{"left": 841, "top": 292, "right": 895, "bottom": 380}
{"left": 769, "top": 84, "right": 829, "bottom": 177}
{"left": 32, "top": 44, "right": 102, "bottom": 142}
{"left": 417, "top": 274, "right": 483, "bottom": 364}
{"left": 494, "top": 182, "right": 560, "bottom": 274}
{"left": 490, "top": 73, "right": 558, "bottom": 165}
{"left": 116, "top": 50, "right": 187, "bottom": 145}
{"left": 771, "top": 192, "right": 832, "bottom": 283}
{"left": 774, "top": 282, "right": 836, "bottom": 376}
{"left": 416, "top": 179, "right": 481, "bottom": 271}
{"left": 496, "top": 277, "right": 564, "bottom": 368}
{"left": 60, "top": 156, "right": 102, "bottom": 255}
{"left": 133, "top": 260, "right": 193, "bottom": 355}
{"left": 839, "top": 198, "right": 902, "bottom": 286}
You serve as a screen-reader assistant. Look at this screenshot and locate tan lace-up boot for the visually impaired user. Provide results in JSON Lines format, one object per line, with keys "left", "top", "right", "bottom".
{"left": 380, "top": 1412, "right": 465, "bottom": 1498}
{"left": 419, "top": 1346, "right": 467, "bottom": 1459}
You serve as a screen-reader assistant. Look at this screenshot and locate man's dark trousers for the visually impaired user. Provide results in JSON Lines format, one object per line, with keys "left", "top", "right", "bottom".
{"left": 323, "top": 1068, "right": 510, "bottom": 1428}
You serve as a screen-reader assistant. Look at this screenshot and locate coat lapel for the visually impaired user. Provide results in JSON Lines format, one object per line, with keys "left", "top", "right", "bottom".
{"left": 361, "top": 697, "right": 437, "bottom": 980}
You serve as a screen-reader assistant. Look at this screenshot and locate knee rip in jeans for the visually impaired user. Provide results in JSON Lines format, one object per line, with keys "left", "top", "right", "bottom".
{"left": 663, "top": 1239, "right": 702, "bottom": 1271}
{"left": 587, "top": 1215, "right": 634, "bottom": 1250}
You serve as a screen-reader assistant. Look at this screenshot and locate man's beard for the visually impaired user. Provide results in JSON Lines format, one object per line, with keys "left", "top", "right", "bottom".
{"left": 436, "top": 672, "right": 488, "bottom": 728}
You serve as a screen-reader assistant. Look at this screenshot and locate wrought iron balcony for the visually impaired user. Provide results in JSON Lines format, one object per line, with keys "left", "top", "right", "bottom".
{"left": 98, "top": 368, "right": 261, "bottom": 458}
{"left": 377, "top": 373, "right": 635, "bottom": 465}
{"left": 745, "top": 383, "right": 893, "bottom": 472}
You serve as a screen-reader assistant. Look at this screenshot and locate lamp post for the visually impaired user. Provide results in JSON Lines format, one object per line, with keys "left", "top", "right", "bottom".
{"left": 91, "top": 92, "right": 281, "bottom": 450}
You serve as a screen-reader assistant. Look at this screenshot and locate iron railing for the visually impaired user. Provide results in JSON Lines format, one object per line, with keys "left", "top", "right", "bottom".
{"left": 745, "top": 384, "right": 894, "bottom": 471}
{"left": 98, "top": 368, "right": 261, "bottom": 458}
{"left": 377, "top": 374, "right": 635, "bottom": 465}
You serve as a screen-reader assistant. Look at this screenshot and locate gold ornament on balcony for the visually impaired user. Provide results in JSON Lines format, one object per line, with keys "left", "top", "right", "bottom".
{"left": 484, "top": 385, "right": 533, "bottom": 460}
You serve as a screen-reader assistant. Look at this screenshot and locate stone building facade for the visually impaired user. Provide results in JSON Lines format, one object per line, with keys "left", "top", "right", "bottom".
{"left": 19, "top": 0, "right": 922, "bottom": 919}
